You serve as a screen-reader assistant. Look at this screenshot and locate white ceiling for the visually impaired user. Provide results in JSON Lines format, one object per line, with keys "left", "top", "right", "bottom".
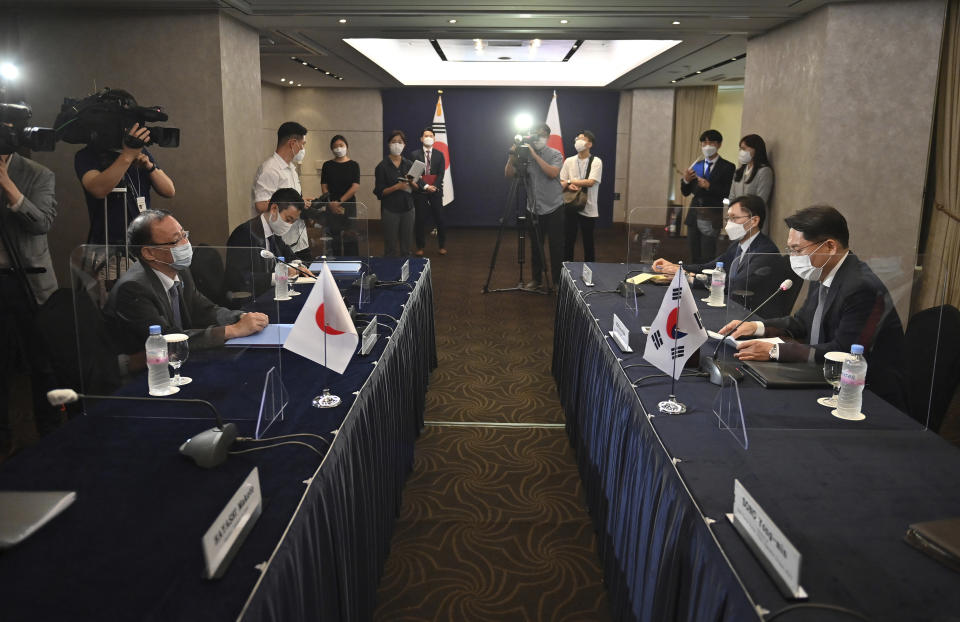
{"left": 10, "top": 0, "right": 847, "bottom": 89}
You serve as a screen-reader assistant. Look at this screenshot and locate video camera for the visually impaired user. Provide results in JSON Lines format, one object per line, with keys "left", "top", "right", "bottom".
{"left": 512, "top": 134, "right": 534, "bottom": 163}
{"left": 0, "top": 103, "right": 56, "bottom": 156}
{"left": 54, "top": 88, "right": 180, "bottom": 151}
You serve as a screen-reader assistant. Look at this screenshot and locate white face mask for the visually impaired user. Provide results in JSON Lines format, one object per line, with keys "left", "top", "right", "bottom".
{"left": 293, "top": 147, "right": 306, "bottom": 164}
{"left": 738, "top": 149, "right": 752, "bottom": 165}
{"left": 332, "top": 147, "right": 347, "bottom": 158}
{"left": 269, "top": 211, "right": 293, "bottom": 236}
{"left": 789, "top": 241, "right": 828, "bottom": 281}
{"left": 282, "top": 219, "right": 304, "bottom": 246}
{"left": 422, "top": 136, "right": 435, "bottom": 147}
{"left": 725, "top": 221, "right": 747, "bottom": 241}
{"left": 701, "top": 144, "right": 718, "bottom": 158}
{"left": 574, "top": 139, "right": 587, "bottom": 153}
{"left": 533, "top": 136, "right": 548, "bottom": 150}
{"left": 389, "top": 142, "right": 404, "bottom": 156}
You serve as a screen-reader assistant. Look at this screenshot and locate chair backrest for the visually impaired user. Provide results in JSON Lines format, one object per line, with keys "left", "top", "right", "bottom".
{"left": 190, "top": 244, "right": 226, "bottom": 306}
{"left": 904, "top": 304, "right": 960, "bottom": 431}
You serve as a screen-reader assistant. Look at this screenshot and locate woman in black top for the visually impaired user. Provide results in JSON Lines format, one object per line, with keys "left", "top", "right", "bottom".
{"left": 320, "top": 134, "right": 361, "bottom": 256}
{"left": 373, "top": 130, "right": 418, "bottom": 256}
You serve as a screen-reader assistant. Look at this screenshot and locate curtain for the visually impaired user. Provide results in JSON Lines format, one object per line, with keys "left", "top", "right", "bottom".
{"left": 671, "top": 86, "right": 718, "bottom": 230}
{"left": 917, "top": 0, "right": 960, "bottom": 311}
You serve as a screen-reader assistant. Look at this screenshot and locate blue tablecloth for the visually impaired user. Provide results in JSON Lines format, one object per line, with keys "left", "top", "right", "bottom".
{"left": 553, "top": 262, "right": 960, "bottom": 622}
{"left": 0, "top": 257, "right": 436, "bottom": 622}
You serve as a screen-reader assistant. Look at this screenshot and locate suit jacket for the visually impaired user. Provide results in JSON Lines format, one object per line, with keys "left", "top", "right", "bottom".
{"left": 764, "top": 253, "right": 906, "bottom": 407}
{"left": 409, "top": 147, "right": 445, "bottom": 196}
{"left": 104, "top": 260, "right": 243, "bottom": 353}
{"left": 689, "top": 232, "right": 795, "bottom": 318}
{"left": 681, "top": 156, "right": 735, "bottom": 228}
{"left": 0, "top": 153, "right": 58, "bottom": 304}
{"left": 224, "top": 215, "right": 295, "bottom": 297}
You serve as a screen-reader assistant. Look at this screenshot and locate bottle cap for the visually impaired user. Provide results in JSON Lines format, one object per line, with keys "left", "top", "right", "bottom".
{"left": 149, "top": 325, "right": 161, "bottom": 335}
{"left": 278, "top": 256, "right": 285, "bottom": 262}
{"left": 716, "top": 262, "right": 724, "bottom": 269}
{"left": 851, "top": 344, "right": 864, "bottom": 354}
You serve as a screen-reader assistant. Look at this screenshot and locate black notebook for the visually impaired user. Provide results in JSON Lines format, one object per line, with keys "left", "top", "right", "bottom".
{"left": 741, "top": 360, "right": 828, "bottom": 389}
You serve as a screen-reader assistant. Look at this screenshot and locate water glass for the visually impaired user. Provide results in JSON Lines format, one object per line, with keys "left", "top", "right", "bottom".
{"left": 164, "top": 333, "right": 193, "bottom": 386}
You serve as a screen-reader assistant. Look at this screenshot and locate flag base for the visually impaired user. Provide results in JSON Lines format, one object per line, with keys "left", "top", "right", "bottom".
{"left": 312, "top": 388, "right": 341, "bottom": 409}
{"left": 658, "top": 395, "right": 687, "bottom": 415}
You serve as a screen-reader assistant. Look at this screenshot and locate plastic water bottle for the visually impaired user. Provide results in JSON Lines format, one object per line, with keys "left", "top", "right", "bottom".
{"left": 836, "top": 344, "right": 867, "bottom": 418}
{"left": 146, "top": 325, "right": 171, "bottom": 396}
{"left": 708, "top": 261, "right": 725, "bottom": 305}
{"left": 275, "top": 256, "right": 289, "bottom": 300}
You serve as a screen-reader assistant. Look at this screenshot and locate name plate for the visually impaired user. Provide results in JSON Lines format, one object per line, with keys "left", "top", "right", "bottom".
{"left": 360, "top": 315, "right": 379, "bottom": 356}
{"left": 202, "top": 467, "right": 263, "bottom": 579}
{"left": 609, "top": 313, "right": 633, "bottom": 353}
{"left": 582, "top": 264, "right": 594, "bottom": 287}
{"left": 400, "top": 259, "right": 410, "bottom": 282}
{"left": 727, "top": 479, "right": 807, "bottom": 600}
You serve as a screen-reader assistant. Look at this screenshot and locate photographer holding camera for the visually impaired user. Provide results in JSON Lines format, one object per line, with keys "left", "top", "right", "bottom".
{"left": 504, "top": 123, "right": 563, "bottom": 291}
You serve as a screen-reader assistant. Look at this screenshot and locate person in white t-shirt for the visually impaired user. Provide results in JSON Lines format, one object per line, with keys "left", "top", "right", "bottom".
{"left": 560, "top": 130, "right": 602, "bottom": 262}
{"left": 252, "top": 121, "right": 310, "bottom": 260}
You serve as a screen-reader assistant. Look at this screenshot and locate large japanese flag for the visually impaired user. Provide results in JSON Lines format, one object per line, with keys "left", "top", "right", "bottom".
{"left": 545, "top": 90, "right": 564, "bottom": 157}
{"left": 643, "top": 270, "right": 708, "bottom": 379}
{"left": 431, "top": 94, "right": 454, "bottom": 206}
{"left": 283, "top": 262, "right": 358, "bottom": 374}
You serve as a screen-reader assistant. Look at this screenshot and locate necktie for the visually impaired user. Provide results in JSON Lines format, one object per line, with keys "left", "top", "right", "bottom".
{"left": 704, "top": 161, "right": 711, "bottom": 178}
{"left": 169, "top": 281, "right": 183, "bottom": 329}
{"left": 425, "top": 150, "right": 430, "bottom": 171}
{"left": 810, "top": 284, "right": 828, "bottom": 346}
{"left": 730, "top": 246, "right": 744, "bottom": 281}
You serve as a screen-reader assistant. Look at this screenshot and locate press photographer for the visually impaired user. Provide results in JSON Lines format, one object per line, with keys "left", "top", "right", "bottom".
{"left": 55, "top": 88, "right": 176, "bottom": 246}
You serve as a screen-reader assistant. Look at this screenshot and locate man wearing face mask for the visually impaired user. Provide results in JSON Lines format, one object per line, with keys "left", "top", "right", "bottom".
{"left": 681, "top": 129, "right": 735, "bottom": 264}
{"left": 252, "top": 121, "right": 311, "bottom": 261}
{"left": 561, "top": 130, "right": 602, "bottom": 262}
{"left": 505, "top": 123, "right": 564, "bottom": 290}
{"left": 720, "top": 205, "right": 905, "bottom": 408}
{"left": 105, "top": 210, "right": 269, "bottom": 353}
{"left": 411, "top": 128, "right": 447, "bottom": 256}
{"left": 225, "top": 188, "right": 313, "bottom": 298}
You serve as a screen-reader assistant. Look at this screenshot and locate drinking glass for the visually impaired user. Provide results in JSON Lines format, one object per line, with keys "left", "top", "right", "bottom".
{"left": 817, "top": 351, "right": 848, "bottom": 407}
{"left": 164, "top": 333, "right": 192, "bottom": 386}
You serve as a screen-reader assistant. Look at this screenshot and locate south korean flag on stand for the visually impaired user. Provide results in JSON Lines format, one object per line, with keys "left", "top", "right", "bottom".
{"left": 643, "top": 269, "right": 708, "bottom": 379}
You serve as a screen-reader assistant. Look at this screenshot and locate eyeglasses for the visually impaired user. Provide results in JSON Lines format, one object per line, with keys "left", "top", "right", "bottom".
{"left": 153, "top": 230, "right": 190, "bottom": 246}
{"left": 783, "top": 240, "right": 824, "bottom": 256}
{"left": 723, "top": 214, "right": 753, "bottom": 223}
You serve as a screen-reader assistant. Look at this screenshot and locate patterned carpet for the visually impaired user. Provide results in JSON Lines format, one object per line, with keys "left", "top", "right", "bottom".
{"left": 374, "top": 227, "right": 620, "bottom": 621}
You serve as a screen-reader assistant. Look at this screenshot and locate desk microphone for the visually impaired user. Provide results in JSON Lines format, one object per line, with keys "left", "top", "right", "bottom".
{"left": 701, "top": 279, "right": 794, "bottom": 385}
{"left": 47, "top": 389, "right": 238, "bottom": 469}
{"left": 260, "top": 249, "right": 312, "bottom": 278}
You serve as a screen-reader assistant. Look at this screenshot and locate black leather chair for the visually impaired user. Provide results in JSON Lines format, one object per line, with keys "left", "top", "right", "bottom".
{"left": 904, "top": 304, "right": 960, "bottom": 431}
{"left": 189, "top": 243, "right": 227, "bottom": 307}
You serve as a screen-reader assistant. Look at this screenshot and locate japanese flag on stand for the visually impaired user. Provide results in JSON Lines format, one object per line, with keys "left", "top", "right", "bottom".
{"left": 431, "top": 94, "right": 454, "bottom": 206}
{"left": 283, "top": 262, "right": 358, "bottom": 374}
{"left": 545, "top": 90, "right": 564, "bottom": 157}
{"left": 643, "top": 270, "right": 708, "bottom": 379}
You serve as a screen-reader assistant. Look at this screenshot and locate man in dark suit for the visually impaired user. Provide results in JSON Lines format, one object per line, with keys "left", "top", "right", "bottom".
{"left": 105, "top": 210, "right": 269, "bottom": 353}
{"left": 410, "top": 127, "right": 447, "bottom": 256}
{"left": 652, "top": 195, "right": 795, "bottom": 318}
{"left": 225, "top": 187, "right": 309, "bottom": 298}
{"left": 680, "top": 129, "right": 735, "bottom": 264}
{"left": 723, "top": 205, "right": 906, "bottom": 407}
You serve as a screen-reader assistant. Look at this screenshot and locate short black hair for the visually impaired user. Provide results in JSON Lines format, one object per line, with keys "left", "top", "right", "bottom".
{"left": 785, "top": 205, "right": 849, "bottom": 248}
{"left": 421, "top": 127, "right": 435, "bottom": 137}
{"left": 277, "top": 121, "right": 307, "bottom": 147}
{"left": 699, "top": 129, "right": 723, "bottom": 143}
{"left": 578, "top": 130, "right": 596, "bottom": 145}
{"left": 127, "top": 209, "right": 172, "bottom": 258}
{"left": 730, "top": 195, "right": 767, "bottom": 229}
{"left": 330, "top": 134, "right": 348, "bottom": 149}
{"left": 533, "top": 123, "right": 551, "bottom": 137}
{"left": 269, "top": 187, "right": 304, "bottom": 211}
{"left": 388, "top": 129, "right": 406, "bottom": 143}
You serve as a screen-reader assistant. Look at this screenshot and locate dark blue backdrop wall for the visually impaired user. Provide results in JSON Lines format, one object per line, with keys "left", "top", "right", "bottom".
{"left": 381, "top": 88, "right": 620, "bottom": 228}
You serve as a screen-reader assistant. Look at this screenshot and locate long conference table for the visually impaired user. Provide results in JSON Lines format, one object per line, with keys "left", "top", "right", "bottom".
{"left": 0, "top": 257, "right": 435, "bottom": 621}
{"left": 553, "top": 262, "right": 960, "bottom": 622}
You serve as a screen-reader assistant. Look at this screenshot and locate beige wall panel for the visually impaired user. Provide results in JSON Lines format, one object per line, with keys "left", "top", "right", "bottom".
{"left": 614, "top": 91, "right": 633, "bottom": 223}
{"left": 710, "top": 87, "right": 744, "bottom": 164}
{"left": 626, "top": 89, "right": 675, "bottom": 221}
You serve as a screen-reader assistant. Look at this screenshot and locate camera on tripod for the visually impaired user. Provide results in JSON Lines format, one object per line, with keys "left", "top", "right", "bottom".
{"left": 0, "top": 103, "right": 56, "bottom": 155}
{"left": 512, "top": 134, "right": 534, "bottom": 163}
{"left": 54, "top": 88, "right": 180, "bottom": 151}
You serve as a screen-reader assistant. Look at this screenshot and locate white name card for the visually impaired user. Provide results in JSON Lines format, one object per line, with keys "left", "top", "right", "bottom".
{"left": 361, "top": 315, "right": 379, "bottom": 356}
{"left": 609, "top": 313, "right": 633, "bottom": 353}
{"left": 727, "top": 479, "right": 807, "bottom": 599}
{"left": 202, "top": 467, "right": 263, "bottom": 579}
{"left": 582, "top": 264, "right": 594, "bottom": 287}
{"left": 400, "top": 259, "right": 410, "bottom": 282}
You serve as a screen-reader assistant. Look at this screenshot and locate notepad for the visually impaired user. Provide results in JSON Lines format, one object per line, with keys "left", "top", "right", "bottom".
{"left": 0, "top": 491, "right": 77, "bottom": 549}
{"left": 626, "top": 273, "right": 657, "bottom": 285}
{"left": 225, "top": 324, "right": 292, "bottom": 347}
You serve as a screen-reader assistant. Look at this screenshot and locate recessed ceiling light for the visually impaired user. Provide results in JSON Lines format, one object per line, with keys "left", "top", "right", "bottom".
{"left": 731, "top": 57, "right": 738, "bottom": 61}
{"left": 448, "top": 19, "right": 457, "bottom": 24}
{"left": 298, "top": 83, "right": 302, "bottom": 86}
{"left": 696, "top": 70, "right": 702, "bottom": 74}
{"left": 672, "top": 21, "right": 680, "bottom": 25}
{"left": 671, "top": 80, "right": 677, "bottom": 83}
{"left": 339, "top": 18, "right": 347, "bottom": 24}
{"left": 560, "top": 19, "right": 568, "bottom": 24}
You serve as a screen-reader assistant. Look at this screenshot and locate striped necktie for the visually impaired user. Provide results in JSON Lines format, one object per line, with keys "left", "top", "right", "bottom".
{"left": 810, "top": 284, "right": 828, "bottom": 346}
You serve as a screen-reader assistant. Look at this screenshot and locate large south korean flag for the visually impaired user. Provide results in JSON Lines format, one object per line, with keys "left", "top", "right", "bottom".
{"left": 643, "top": 270, "right": 708, "bottom": 379}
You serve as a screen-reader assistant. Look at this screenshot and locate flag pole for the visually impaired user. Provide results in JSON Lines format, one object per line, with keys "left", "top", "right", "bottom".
{"left": 313, "top": 260, "right": 342, "bottom": 409}
{"left": 659, "top": 261, "right": 688, "bottom": 415}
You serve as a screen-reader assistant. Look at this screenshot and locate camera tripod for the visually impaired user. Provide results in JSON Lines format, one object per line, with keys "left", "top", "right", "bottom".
{"left": 482, "top": 158, "right": 550, "bottom": 295}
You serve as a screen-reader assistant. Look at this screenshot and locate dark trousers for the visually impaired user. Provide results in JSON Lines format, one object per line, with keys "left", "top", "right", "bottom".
{"left": 563, "top": 209, "right": 596, "bottom": 262}
{"left": 687, "top": 218, "right": 718, "bottom": 265}
{"left": 529, "top": 207, "right": 565, "bottom": 287}
{"left": 413, "top": 192, "right": 446, "bottom": 250}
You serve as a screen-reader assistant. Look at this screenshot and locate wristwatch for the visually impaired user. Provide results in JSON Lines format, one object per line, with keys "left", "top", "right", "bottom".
{"left": 769, "top": 343, "right": 779, "bottom": 360}
{"left": 146, "top": 164, "right": 158, "bottom": 173}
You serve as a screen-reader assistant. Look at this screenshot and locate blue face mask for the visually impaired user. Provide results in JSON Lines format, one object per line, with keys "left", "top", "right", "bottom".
{"left": 159, "top": 242, "right": 193, "bottom": 270}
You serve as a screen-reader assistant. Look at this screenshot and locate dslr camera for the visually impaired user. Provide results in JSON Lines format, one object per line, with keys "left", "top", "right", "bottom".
{"left": 54, "top": 88, "right": 180, "bottom": 151}
{"left": 0, "top": 102, "right": 56, "bottom": 155}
